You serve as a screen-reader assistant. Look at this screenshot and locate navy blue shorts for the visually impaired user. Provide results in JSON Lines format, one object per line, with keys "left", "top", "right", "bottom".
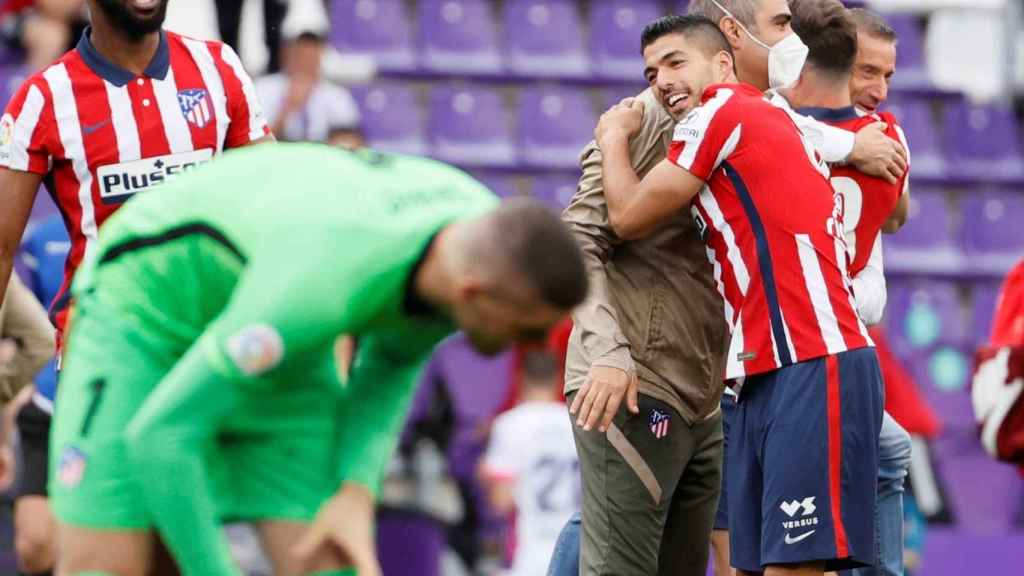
{"left": 728, "top": 348, "right": 883, "bottom": 572}
{"left": 714, "top": 392, "right": 736, "bottom": 531}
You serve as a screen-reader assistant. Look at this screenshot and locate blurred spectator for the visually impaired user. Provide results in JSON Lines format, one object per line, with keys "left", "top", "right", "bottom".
{"left": 0, "top": 274, "right": 53, "bottom": 407}
{"left": 0, "top": 0, "right": 86, "bottom": 71}
{"left": 972, "top": 257, "right": 1024, "bottom": 474}
{"left": 480, "top": 350, "right": 579, "bottom": 576}
{"left": 18, "top": 213, "right": 69, "bottom": 415}
{"left": 216, "top": 0, "right": 286, "bottom": 72}
{"left": 255, "top": 30, "right": 362, "bottom": 143}
{"left": 499, "top": 317, "right": 572, "bottom": 413}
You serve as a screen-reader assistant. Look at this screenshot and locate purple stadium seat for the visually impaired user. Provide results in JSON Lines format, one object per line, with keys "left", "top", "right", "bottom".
{"left": 921, "top": 529, "right": 1024, "bottom": 576}
{"left": 603, "top": 85, "right": 646, "bottom": 111}
{"left": 677, "top": 1, "right": 691, "bottom": 14}
{"left": 931, "top": 430, "right": 1024, "bottom": 534}
{"left": 959, "top": 189, "right": 1024, "bottom": 274}
{"left": 531, "top": 173, "right": 579, "bottom": 210}
{"left": 885, "top": 14, "right": 930, "bottom": 89}
{"left": 417, "top": 0, "right": 502, "bottom": 75}
{"left": 468, "top": 172, "right": 520, "bottom": 198}
{"left": 970, "top": 282, "right": 1002, "bottom": 345}
{"left": 589, "top": 0, "right": 664, "bottom": 81}
{"left": 330, "top": 0, "right": 416, "bottom": 72}
{"left": 917, "top": 345, "right": 973, "bottom": 419}
{"left": 351, "top": 84, "right": 427, "bottom": 156}
{"left": 942, "top": 100, "right": 1024, "bottom": 183}
{"left": 377, "top": 512, "right": 444, "bottom": 576}
{"left": 503, "top": 0, "right": 589, "bottom": 78}
{"left": 28, "top": 187, "right": 59, "bottom": 222}
{"left": 886, "top": 280, "right": 966, "bottom": 355}
{"left": 422, "top": 336, "right": 514, "bottom": 481}
{"left": 883, "top": 188, "right": 962, "bottom": 273}
{"left": 428, "top": 85, "right": 516, "bottom": 167}
{"left": 0, "top": 65, "right": 26, "bottom": 109}
{"left": 882, "top": 97, "right": 945, "bottom": 181}
{"left": 518, "top": 86, "right": 596, "bottom": 169}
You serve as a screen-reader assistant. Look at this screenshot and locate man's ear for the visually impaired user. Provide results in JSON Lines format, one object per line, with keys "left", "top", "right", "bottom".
{"left": 715, "top": 50, "right": 735, "bottom": 82}
{"left": 453, "top": 276, "right": 484, "bottom": 302}
{"left": 718, "top": 17, "right": 744, "bottom": 49}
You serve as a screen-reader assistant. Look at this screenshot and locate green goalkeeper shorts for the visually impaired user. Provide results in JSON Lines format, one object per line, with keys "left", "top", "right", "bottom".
{"left": 51, "top": 270, "right": 342, "bottom": 529}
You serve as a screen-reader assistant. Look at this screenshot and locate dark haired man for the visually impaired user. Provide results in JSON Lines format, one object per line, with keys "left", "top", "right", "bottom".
{"left": 49, "top": 144, "right": 588, "bottom": 576}
{"left": 596, "top": 14, "right": 883, "bottom": 576}
{"left": 758, "top": 5, "right": 914, "bottom": 576}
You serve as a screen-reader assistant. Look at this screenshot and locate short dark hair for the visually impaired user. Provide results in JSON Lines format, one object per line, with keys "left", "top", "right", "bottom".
{"left": 522, "top": 350, "right": 559, "bottom": 384}
{"left": 492, "top": 199, "right": 587, "bottom": 310}
{"left": 848, "top": 8, "right": 898, "bottom": 44}
{"left": 640, "top": 14, "right": 734, "bottom": 62}
{"left": 789, "top": 0, "right": 858, "bottom": 77}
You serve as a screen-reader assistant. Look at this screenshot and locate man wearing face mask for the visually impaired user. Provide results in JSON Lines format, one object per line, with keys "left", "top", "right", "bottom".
{"left": 690, "top": 0, "right": 907, "bottom": 183}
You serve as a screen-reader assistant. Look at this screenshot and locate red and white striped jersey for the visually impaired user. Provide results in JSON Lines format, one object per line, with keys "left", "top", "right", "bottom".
{"left": 0, "top": 29, "right": 269, "bottom": 336}
{"left": 667, "top": 83, "right": 872, "bottom": 380}
{"left": 795, "top": 106, "right": 909, "bottom": 277}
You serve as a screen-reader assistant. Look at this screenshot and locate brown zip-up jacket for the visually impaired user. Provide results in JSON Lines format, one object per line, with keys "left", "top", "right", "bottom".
{"left": 0, "top": 274, "right": 54, "bottom": 403}
{"left": 562, "top": 88, "right": 729, "bottom": 424}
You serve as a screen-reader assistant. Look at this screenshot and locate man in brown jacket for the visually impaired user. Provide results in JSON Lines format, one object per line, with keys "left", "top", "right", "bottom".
{"left": 562, "top": 82, "right": 730, "bottom": 576}
{"left": 0, "top": 274, "right": 54, "bottom": 404}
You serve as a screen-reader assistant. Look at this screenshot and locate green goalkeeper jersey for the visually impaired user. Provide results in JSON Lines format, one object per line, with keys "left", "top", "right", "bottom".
{"left": 61, "top": 143, "right": 498, "bottom": 575}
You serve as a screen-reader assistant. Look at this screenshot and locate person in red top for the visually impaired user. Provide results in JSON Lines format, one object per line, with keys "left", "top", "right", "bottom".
{"left": 766, "top": 6, "right": 913, "bottom": 576}
{"left": 595, "top": 15, "right": 882, "bottom": 576}
{"left": 0, "top": 0, "right": 272, "bottom": 572}
{"left": 973, "top": 258, "right": 1024, "bottom": 475}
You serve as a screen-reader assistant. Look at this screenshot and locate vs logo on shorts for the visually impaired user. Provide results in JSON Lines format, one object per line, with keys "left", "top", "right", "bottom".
{"left": 649, "top": 409, "right": 671, "bottom": 439}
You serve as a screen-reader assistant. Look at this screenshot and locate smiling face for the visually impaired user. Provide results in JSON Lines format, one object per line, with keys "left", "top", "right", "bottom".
{"left": 643, "top": 32, "right": 733, "bottom": 121}
{"left": 849, "top": 32, "right": 897, "bottom": 114}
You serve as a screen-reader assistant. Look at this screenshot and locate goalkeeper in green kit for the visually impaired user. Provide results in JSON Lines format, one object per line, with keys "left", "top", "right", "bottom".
{"left": 48, "top": 143, "right": 588, "bottom": 576}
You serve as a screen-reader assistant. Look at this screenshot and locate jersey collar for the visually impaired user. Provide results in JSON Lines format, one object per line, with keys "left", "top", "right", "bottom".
{"left": 76, "top": 26, "right": 170, "bottom": 87}
{"left": 403, "top": 232, "right": 441, "bottom": 317}
{"left": 701, "top": 82, "right": 763, "bottom": 104}
{"left": 794, "top": 105, "right": 861, "bottom": 123}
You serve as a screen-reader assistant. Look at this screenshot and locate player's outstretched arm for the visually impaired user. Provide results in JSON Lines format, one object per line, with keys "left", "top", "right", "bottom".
{"left": 852, "top": 234, "right": 888, "bottom": 327}
{"left": 294, "top": 341, "right": 425, "bottom": 573}
{"left": 0, "top": 274, "right": 54, "bottom": 402}
{"left": 596, "top": 100, "right": 703, "bottom": 240}
{"left": 123, "top": 344, "right": 246, "bottom": 576}
{"left": 0, "top": 169, "right": 42, "bottom": 304}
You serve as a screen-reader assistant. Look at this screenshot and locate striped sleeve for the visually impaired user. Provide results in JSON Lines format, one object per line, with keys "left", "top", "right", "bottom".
{"left": 665, "top": 88, "right": 738, "bottom": 181}
{"left": 0, "top": 77, "right": 53, "bottom": 174}
{"left": 212, "top": 42, "right": 270, "bottom": 147}
{"left": 888, "top": 115, "right": 911, "bottom": 197}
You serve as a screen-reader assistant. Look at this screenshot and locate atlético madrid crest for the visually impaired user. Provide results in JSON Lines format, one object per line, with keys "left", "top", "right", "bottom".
{"left": 177, "top": 88, "right": 212, "bottom": 129}
{"left": 650, "top": 409, "right": 671, "bottom": 439}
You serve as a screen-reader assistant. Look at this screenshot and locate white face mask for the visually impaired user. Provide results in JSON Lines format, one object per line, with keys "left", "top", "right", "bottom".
{"left": 709, "top": 0, "right": 809, "bottom": 89}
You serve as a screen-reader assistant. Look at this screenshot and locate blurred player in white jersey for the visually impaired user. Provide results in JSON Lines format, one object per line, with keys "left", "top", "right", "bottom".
{"left": 481, "top": 350, "right": 580, "bottom": 576}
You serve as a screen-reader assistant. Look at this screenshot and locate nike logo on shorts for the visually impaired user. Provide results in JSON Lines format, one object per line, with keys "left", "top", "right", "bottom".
{"left": 785, "top": 530, "right": 815, "bottom": 544}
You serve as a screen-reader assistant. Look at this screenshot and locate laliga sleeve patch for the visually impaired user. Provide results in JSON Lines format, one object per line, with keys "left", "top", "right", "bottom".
{"left": 0, "top": 113, "right": 14, "bottom": 160}
{"left": 226, "top": 324, "right": 285, "bottom": 376}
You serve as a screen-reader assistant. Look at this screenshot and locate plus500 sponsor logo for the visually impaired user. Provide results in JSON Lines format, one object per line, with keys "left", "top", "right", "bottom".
{"left": 96, "top": 149, "right": 214, "bottom": 204}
